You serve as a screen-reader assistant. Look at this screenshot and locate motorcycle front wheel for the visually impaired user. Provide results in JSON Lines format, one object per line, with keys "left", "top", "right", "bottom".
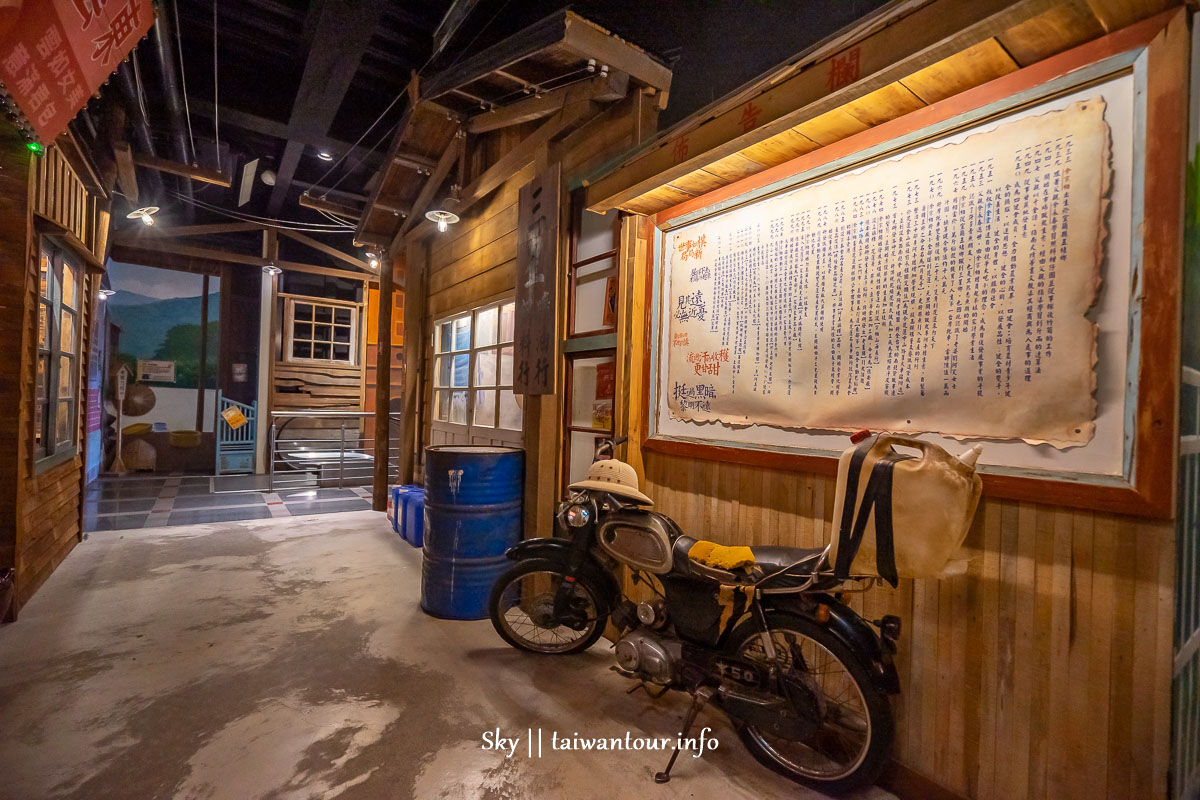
{"left": 488, "top": 558, "right": 608, "bottom": 655}
{"left": 726, "top": 612, "right": 894, "bottom": 795}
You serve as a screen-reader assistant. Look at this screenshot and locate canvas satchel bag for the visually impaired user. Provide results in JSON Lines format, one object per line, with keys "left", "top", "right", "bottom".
{"left": 828, "top": 434, "right": 982, "bottom": 585}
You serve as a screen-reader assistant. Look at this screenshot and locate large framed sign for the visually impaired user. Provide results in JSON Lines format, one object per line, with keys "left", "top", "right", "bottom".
{"left": 643, "top": 12, "right": 1185, "bottom": 517}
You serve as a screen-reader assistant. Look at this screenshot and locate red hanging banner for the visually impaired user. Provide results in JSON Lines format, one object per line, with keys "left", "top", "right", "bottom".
{"left": 0, "top": 0, "right": 154, "bottom": 144}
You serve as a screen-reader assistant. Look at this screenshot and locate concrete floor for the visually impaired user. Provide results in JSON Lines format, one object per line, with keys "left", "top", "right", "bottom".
{"left": 0, "top": 511, "right": 895, "bottom": 800}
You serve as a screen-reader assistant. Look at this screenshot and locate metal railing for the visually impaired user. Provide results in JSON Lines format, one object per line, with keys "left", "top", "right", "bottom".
{"left": 268, "top": 411, "right": 402, "bottom": 492}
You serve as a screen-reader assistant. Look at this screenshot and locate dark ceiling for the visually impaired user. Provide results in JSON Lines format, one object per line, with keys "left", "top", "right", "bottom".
{"left": 94, "top": 0, "right": 887, "bottom": 256}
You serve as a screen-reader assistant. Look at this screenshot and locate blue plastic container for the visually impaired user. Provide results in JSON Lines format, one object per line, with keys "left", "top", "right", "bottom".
{"left": 402, "top": 488, "right": 425, "bottom": 548}
{"left": 420, "top": 445, "right": 524, "bottom": 620}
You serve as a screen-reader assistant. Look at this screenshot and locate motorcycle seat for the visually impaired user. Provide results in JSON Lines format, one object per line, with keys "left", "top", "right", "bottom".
{"left": 672, "top": 536, "right": 827, "bottom": 586}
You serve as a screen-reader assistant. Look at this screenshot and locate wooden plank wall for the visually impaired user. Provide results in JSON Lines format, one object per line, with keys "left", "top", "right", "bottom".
{"left": 618, "top": 221, "right": 1174, "bottom": 800}
{"left": 3, "top": 135, "right": 109, "bottom": 618}
{"left": 272, "top": 361, "right": 364, "bottom": 412}
{"left": 413, "top": 94, "right": 654, "bottom": 487}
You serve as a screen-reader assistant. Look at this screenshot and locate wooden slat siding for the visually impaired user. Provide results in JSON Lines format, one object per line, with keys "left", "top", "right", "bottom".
{"left": 272, "top": 361, "right": 363, "bottom": 411}
{"left": 634, "top": 453, "right": 1175, "bottom": 798}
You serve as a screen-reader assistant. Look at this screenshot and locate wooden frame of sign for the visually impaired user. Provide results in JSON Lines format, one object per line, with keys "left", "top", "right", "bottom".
{"left": 639, "top": 9, "right": 1186, "bottom": 518}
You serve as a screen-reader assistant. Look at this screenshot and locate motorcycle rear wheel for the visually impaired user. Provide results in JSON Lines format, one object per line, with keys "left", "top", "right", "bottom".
{"left": 488, "top": 558, "right": 608, "bottom": 655}
{"left": 726, "top": 612, "right": 893, "bottom": 795}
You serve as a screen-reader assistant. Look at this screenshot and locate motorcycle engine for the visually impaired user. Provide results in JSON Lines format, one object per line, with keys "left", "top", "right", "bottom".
{"left": 614, "top": 629, "right": 681, "bottom": 685}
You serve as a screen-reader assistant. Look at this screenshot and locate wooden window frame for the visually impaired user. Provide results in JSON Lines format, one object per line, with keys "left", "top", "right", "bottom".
{"left": 34, "top": 239, "right": 83, "bottom": 471}
{"left": 561, "top": 348, "right": 616, "bottom": 494}
{"left": 431, "top": 298, "right": 522, "bottom": 437}
{"left": 282, "top": 295, "right": 358, "bottom": 366}
{"left": 567, "top": 189, "right": 620, "bottom": 339}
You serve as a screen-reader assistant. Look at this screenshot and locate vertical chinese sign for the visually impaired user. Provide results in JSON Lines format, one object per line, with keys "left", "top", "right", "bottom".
{"left": 0, "top": 0, "right": 154, "bottom": 144}
{"left": 514, "top": 163, "right": 561, "bottom": 395}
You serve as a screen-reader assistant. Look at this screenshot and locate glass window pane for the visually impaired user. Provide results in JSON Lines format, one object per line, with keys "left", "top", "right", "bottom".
{"left": 573, "top": 259, "right": 617, "bottom": 334}
{"left": 334, "top": 307, "right": 351, "bottom": 325}
{"left": 293, "top": 321, "right": 312, "bottom": 340}
{"left": 59, "top": 310, "right": 75, "bottom": 353}
{"left": 570, "top": 356, "right": 615, "bottom": 428}
{"left": 36, "top": 355, "right": 47, "bottom": 404}
{"left": 293, "top": 341, "right": 311, "bottom": 359}
{"left": 314, "top": 305, "right": 333, "bottom": 323}
{"left": 38, "top": 302, "right": 48, "bottom": 349}
{"left": 294, "top": 303, "right": 313, "bottom": 320}
{"left": 333, "top": 325, "right": 351, "bottom": 343}
{"left": 451, "top": 354, "right": 469, "bottom": 387}
{"left": 473, "top": 389, "right": 496, "bottom": 428}
{"left": 35, "top": 356, "right": 48, "bottom": 452}
{"left": 313, "top": 342, "right": 331, "bottom": 360}
{"left": 500, "top": 346, "right": 514, "bottom": 385}
{"left": 58, "top": 355, "right": 72, "bottom": 398}
{"left": 568, "top": 431, "right": 604, "bottom": 484}
{"left": 498, "top": 389, "right": 523, "bottom": 431}
{"left": 61, "top": 264, "right": 77, "bottom": 310}
{"left": 313, "top": 325, "right": 332, "bottom": 342}
{"left": 452, "top": 316, "right": 470, "bottom": 351}
{"left": 449, "top": 391, "right": 468, "bottom": 424}
{"left": 56, "top": 399, "right": 72, "bottom": 445}
{"left": 475, "top": 349, "right": 497, "bottom": 386}
{"left": 435, "top": 390, "right": 449, "bottom": 421}
{"left": 436, "top": 356, "right": 451, "bottom": 387}
{"left": 39, "top": 252, "right": 50, "bottom": 299}
{"left": 332, "top": 344, "right": 350, "bottom": 361}
{"left": 475, "top": 306, "right": 498, "bottom": 347}
{"left": 499, "top": 302, "right": 515, "bottom": 343}
{"left": 438, "top": 321, "right": 453, "bottom": 353}
{"left": 577, "top": 207, "right": 618, "bottom": 262}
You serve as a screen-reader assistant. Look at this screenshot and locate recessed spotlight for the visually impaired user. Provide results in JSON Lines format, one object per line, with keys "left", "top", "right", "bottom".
{"left": 317, "top": 150, "right": 334, "bottom": 161}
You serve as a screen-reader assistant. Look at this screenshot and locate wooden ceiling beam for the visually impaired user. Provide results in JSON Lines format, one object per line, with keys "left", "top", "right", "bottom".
{"left": 112, "top": 141, "right": 139, "bottom": 204}
{"left": 110, "top": 233, "right": 370, "bottom": 282}
{"left": 299, "top": 190, "right": 363, "bottom": 220}
{"left": 130, "top": 151, "right": 233, "bottom": 187}
{"left": 560, "top": 13, "right": 672, "bottom": 93}
{"left": 584, "top": 0, "right": 1059, "bottom": 212}
{"left": 430, "top": 0, "right": 482, "bottom": 64}
{"left": 277, "top": 228, "right": 371, "bottom": 271}
{"left": 152, "top": 222, "right": 263, "bottom": 237}
{"left": 467, "top": 70, "right": 629, "bottom": 134}
{"left": 267, "top": 0, "right": 391, "bottom": 215}
{"left": 398, "top": 132, "right": 464, "bottom": 239}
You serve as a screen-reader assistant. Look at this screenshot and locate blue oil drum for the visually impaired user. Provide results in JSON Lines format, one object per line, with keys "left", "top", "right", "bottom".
{"left": 421, "top": 445, "right": 524, "bottom": 619}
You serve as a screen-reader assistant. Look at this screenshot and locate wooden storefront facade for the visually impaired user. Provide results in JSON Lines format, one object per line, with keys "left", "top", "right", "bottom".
{"left": 582, "top": 2, "right": 1194, "bottom": 798}
{"left": 0, "top": 129, "right": 111, "bottom": 621}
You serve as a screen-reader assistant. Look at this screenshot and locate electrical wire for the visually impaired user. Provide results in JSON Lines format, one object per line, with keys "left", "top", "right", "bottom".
{"left": 319, "top": 119, "right": 398, "bottom": 196}
{"left": 170, "top": 191, "right": 355, "bottom": 231}
{"left": 212, "top": 0, "right": 221, "bottom": 172}
{"left": 173, "top": 0, "right": 197, "bottom": 165}
{"left": 130, "top": 49, "right": 150, "bottom": 123}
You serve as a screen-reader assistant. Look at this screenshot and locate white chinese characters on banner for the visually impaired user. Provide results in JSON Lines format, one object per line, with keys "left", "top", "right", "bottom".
{"left": 665, "top": 99, "right": 1110, "bottom": 448}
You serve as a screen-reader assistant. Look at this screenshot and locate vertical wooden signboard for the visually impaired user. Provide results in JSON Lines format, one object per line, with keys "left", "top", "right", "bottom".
{"left": 514, "top": 163, "right": 560, "bottom": 395}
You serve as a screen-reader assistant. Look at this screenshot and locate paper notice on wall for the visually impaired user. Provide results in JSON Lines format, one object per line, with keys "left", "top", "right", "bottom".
{"left": 664, "top": 98, "right": 1110, "bottom": 448}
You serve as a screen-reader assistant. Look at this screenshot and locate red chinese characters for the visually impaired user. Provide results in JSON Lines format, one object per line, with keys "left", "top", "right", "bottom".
{"left": 0, "top": 0, "right": 152, "bottom": 143}
{"left": 677, "top": 234, "right": 707, "bottom": 261}
{"left": 826, "top": 46, "right": 861, "bottom": 92}
{"left": 672, "top": 332, "right": 689, "bottom": 348}
{"left": 686, "top": 349, "right": 730, "bottom": 377}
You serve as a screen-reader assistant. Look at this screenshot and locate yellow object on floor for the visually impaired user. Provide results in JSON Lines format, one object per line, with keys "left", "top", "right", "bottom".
{"left": 688, "top": 540, "right": 756, "bottom": 570}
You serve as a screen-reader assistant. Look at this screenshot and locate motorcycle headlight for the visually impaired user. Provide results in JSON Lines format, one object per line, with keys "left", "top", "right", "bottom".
{"left": 564, "top": 504, "right": 591, "bottom": 528}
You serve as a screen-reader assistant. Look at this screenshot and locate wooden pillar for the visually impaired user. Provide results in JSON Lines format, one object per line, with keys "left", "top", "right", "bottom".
{"left": 398, "top": 235, "right": 426, "bottom": 486}
{"left": 371, "top": 247, "right": 395, "bottom": 510}
{"left": 195, "top": 274, "right": 209, "bottom": 431}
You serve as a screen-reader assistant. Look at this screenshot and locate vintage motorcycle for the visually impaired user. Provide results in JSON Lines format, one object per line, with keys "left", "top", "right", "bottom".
{"left": 487, "top": 436, "right": 903, "bottom": 795}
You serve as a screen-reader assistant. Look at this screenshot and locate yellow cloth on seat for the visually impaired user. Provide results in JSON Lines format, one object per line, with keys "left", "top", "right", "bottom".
{"left": 688, "top": 540, "right": 756, "bottom": 570}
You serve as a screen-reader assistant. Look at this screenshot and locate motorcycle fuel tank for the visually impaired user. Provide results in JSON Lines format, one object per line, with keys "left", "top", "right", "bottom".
{"left": 595, "top": 510, "right": 676, "bottom": 574}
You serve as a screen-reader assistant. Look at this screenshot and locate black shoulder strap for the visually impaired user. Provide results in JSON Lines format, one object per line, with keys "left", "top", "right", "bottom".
{"left": 833, "top": 440, "right": 874, "bottom": 579}
{"left": 834, "top": 445, "right": 908, "bottom": 588}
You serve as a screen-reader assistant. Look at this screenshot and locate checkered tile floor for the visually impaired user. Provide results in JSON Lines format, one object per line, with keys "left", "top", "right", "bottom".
{"left": 83, "top": 475, "right": 374, "bottom": 532}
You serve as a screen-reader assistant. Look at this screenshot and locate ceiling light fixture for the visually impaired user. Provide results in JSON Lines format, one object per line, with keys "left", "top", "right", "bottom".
{"left": 365, "top": 250, "right": 381, "bottom": 270}
{"left": 425, "top": 185, "right": 461, "bottom": 234}
{"left": 127, "top": 206, "right": 159, "bottom": 226}
{"left": 98, "top": 288, "right": 116, "bottom": 299}
{"left": 262, "top": 263, "right": 282, "bottom": 276}
{"left": 317, "top": 150, "right": 334, "bottom": 161}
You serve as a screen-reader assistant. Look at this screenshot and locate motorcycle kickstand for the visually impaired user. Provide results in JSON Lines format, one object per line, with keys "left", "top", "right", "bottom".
{"left": 654, "top": 686, "right": 714, "bottom": 784}
{"left": 627, "top": 680, "right": 670, "bottom": 699}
